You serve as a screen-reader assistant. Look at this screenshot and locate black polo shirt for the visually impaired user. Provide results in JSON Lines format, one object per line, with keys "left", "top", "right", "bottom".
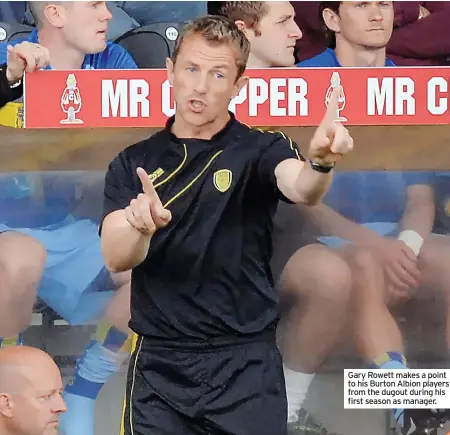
{"left": 101, "top": 114, "right": 305, "bottom": 341}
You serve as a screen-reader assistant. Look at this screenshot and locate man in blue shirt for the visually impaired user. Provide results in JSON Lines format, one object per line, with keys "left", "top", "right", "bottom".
{"left": 300, "top": 2, "right": 450, "bottom": 434}
{"left": 298, "top": 1, "right": 395, "bottom": 69}
{"left": 0, "top": 1, "right": 136, "bottom": 72}
{"left": 0, "top": 3, "right": 137, "bottom": 435}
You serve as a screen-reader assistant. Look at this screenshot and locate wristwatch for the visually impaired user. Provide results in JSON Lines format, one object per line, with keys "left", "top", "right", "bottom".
{"left": 309, "top": 159, "right": 335, "bottom": 173}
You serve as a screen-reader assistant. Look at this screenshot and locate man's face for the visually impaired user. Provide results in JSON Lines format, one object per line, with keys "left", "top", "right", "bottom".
{"left": 167, "top": 34, "right": 247, "bottom": 128}
{"left": 7, "top": 364, "right": 66, "bottom": 435}
{"left": 328, "top": 1, "right": 394, "bottom": 50}
{"left": 245, "top": 1, "right": 302, "bottom": 67}
{"left": 61, "top": 1, "right": 112, "bottom": 54}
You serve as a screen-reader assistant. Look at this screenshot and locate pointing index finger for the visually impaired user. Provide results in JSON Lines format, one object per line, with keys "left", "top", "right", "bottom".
{"left": 137, "top": 167, "right": 158, "bottom": 198}
{"left": 321, "top": 86, "right": 341, "bottom": 129}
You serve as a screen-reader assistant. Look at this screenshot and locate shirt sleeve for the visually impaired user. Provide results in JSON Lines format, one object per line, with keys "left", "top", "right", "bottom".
{"left": 0, "top": 63, "right": 23, "bottom": 109}
{"left": 108, "top": 43, "right": 138, "bottom": 69}
{"left": 257, "top": 132, "right": 305, "bottom": 203}
{"left": 100, "top": 151, "right": 139, "bottom": 233}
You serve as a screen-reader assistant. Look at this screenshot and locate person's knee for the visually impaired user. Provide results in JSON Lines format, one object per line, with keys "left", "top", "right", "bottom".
{"left": 23, "top": 236, "right": 47, "bottom": 272}
{"left": 280, "top": 244, "right": 352, "bottom": 306}
{"left": 0, "top": 232, "right": 46, "bottom": 277}
{"left": 0, "top": 234, "right": 46, "bottom": 336}
{"left": 346, "top": 247, "right": 386, "bottom": 301}
{"left": 350, "top": 248, "right": 379, "bottom": 279}
{"left": 0, "top": 307, "right": 32, "bottom": 336}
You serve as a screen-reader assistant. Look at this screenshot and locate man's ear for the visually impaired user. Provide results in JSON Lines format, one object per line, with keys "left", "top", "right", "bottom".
{"left": 322, "top": 8, "right": 340, "bottom": 33}
{"left": 166, "top": 57, "right": 174, "bottom": 86}
{"left": 43, "top": 3, "right": 67, "bottom": 29}
{"left": 235, "top": 19, "right": 253, "bottom": 41}
{"left": 0, "top": 393, "right": 14, "bottom": 419}
{"left": 232, "top": 75, "right": 248, "bottom": 100}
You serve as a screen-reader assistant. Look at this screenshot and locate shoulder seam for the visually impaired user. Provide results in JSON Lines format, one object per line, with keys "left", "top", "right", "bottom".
{"left": 241, "top": 123, "right": 301, "bottom": 161}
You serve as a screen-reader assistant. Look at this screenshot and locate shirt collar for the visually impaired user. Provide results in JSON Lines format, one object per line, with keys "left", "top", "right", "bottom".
{"left": 165, "top": 111, "right": 238, "bottom": 143}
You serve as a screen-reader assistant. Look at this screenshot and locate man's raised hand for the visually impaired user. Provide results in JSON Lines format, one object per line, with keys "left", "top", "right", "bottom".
{"left": 308, "top": 86, "right": 354, "bottom": 166}
{"left": 6, "top": 42, "right": 50, "bottom": 84}
{"left": 124, "top": 167, "right": 172, "bottom": 236}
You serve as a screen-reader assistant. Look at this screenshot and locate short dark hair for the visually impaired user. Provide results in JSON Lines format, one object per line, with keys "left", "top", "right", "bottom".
{"left": 319, "top": 1, "right": 342, "bottom": 49}
{"left": 172, "top": 15, "right": 250, "bottom": 79}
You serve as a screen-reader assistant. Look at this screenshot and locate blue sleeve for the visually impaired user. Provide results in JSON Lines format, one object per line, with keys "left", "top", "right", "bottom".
{"left": 0, "top": 43, "right": 8, "bottom": 64}
{"left": 107, "top": 43, "right": 138, "bottom": 69}
{"left": 403, "top": 171, "right": 436, "bottom": 186}
{"left": 297, "top": 59, "right": 317, "bottom": 68}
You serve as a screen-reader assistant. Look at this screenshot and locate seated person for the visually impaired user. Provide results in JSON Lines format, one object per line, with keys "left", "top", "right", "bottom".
{"left": 24, "top": 1, "right": 208, "bottom": 41}
{"left": 0, "top": 0, "right": 136, "bottom": 126}
{"left": 293, "top": 1, "right": 450, "bottom": 66}
{"left": 300, "top": 2, "right": 450, "bottom": 434}
{"left": 0, "top": 43, "right": 49, "bottom": 347}
{"left": 0, "top": 2, "right": 137, "bottom": 435}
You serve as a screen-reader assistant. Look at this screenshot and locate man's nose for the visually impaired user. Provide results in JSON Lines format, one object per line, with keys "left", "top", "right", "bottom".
{"left": 194, "top": 75, "right": 209, "bottom": 94}
{"left": 290, "top": 22, "right": 302, "bottom": 40}
{"left": 54, "top": 395, "right": 67, "bottom": 413}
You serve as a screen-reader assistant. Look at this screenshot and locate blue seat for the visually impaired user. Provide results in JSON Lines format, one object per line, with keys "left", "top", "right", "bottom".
{"left": 114, "top": 22, "right": 186, "bottom": 68}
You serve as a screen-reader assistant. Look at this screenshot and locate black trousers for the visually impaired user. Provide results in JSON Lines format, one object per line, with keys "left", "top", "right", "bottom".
{"left": 121, "top": 333, "right": 287, "bottom": 435}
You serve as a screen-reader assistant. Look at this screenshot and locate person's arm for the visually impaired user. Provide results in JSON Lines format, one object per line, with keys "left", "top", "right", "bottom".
{"left": 100, "top": 152, "right": 150, "bottom": 273}
{"left": 396, "top": 175, "right": 436, "bottom": 255}
{"left": 303, "top": 202, "right": 385, "bottom": 245}
{"left": 399, "top": 186, "right": 435, "bottom": 238}
{"left": 274, "top": 87, "right": 353, "bottom": 205}
{"left": 275, "top": 157, "right": 333, "bottom": 205}
{"left": 0, "top": 42, "right": 50, "bottom": 109}
{"left": 0, "top": 63, "right": 23, "bottom": 109}
{"left": 388, "top": 4, "right": 450, "bottom": 59}
{"left": 100, "top": 154, "right": 171, "bottom": 273}
{"left": 393, "top": 1, "right": 421, "bottom": 27}
{"left": 101, "top": 210, "right": 152, "bottom": 273}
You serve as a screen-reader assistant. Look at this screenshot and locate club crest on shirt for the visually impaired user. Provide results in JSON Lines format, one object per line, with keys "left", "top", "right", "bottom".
{"left": 149, "top": 168, "right": 164, "bottom": 183}
{"left": 213, "top": 169, "right": 232, "bottom": 193}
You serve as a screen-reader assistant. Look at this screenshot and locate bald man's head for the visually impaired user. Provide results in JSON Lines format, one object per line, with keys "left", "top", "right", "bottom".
{"left": 0, "top": 346, "right": 66, "bottom": 435}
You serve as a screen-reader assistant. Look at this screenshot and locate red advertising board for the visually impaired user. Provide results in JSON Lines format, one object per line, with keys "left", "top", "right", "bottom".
{"left": 24, "top": 67, "right": 450, "bottom": 128}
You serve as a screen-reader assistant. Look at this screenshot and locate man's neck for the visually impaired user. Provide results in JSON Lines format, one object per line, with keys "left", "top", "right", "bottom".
{"left": 0, "top": 422, "right": 12, "bottom": 435}
{"left": 246, "top": 53, "right": 271, "bottom": 69}
{"left": 334, "top": 40, "right": 387, "bottom": 67}
{"left": 171, "top": 112, "right": 231, "bottom": 140}
{"left": 38, "top": 28, "right": 85, "bottom": 70}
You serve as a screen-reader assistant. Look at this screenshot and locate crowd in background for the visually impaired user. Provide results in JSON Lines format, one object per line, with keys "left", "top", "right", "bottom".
{"left": 2, "top": 1, "right": 450, "bottom": 66}
{"left": 1, "top": 2, "right": 450, "bottom": 435}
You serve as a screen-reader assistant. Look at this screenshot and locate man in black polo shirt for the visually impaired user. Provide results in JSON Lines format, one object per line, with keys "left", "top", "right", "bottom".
{"left": 0, "top": 42, "right": 49, "bottom": 108}
{"left": 100, "top": 15, "right": 354, "bottom": 435}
